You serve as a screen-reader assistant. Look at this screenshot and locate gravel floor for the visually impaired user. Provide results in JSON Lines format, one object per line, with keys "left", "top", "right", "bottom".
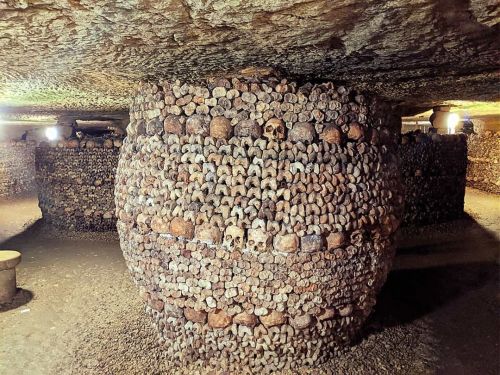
{"left": 0, "top": 189, "right": 498, "bottom": 375}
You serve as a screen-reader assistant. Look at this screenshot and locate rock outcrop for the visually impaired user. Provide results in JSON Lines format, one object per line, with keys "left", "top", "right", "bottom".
{"left": 0, "top": 1, "right": 498, "bottom": 113}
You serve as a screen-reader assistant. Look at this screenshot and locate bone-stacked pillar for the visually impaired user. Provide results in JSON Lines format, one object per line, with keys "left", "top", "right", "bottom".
{"left": 400, "top": 133, "right": 467, "bottom": 226}
{"left": 36, "top": 140, "right": 121, "bottom": 231}
{"left": 115, "top": 76, "right": 403, "bottom": 373}
{"left": 467, "top": 131, "right": 500, "bottom": 194}
{"left": 0, "top": 141, "right": 36, "bottom": 198}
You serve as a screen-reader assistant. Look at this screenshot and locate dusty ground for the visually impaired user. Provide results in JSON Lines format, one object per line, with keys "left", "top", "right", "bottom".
{"left": 0, "top": 196, "right": 42, "bottom": 241}
{"left": 0, "top": 188, "right": 498, "bottom": 375}
{"left": 464, "top": 188, "right": 500, "bottom": 234}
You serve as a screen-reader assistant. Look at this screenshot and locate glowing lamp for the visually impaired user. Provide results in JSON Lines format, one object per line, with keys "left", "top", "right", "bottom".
{"left": 446, "top": 113, "right": 459, "bottom": 134}
{"left": 45, "top": 126, "right": 58, "bottom": 141}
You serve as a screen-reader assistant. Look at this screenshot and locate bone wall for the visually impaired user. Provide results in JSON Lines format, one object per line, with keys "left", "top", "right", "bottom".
{"left": 0, "top": 140, "right": 36, "bottom": 199}
{"left": 466, "top": 131, "right": 500, "bottom": 194}
{"left": 116, "top": 77, "right": 403, "bottom": 373}
{"left": 35, "top": 138, "right": 121, "bottom": 231}
{"left": 400, "top": 133, "right": 467, "bottom": 226}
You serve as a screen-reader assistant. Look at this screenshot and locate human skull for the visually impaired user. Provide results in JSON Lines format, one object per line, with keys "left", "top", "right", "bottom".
{"left": 347, "top": 122, "right": 364, "bottom": 141}
{"left": 147, "top": 118, "right": 164, "bottom": 135}
{"left": 164, "top": 115, "right": 184, "bottom": 135}
{"left": 195, "top": 223, "right": 222, "bottom": 244}
{"left": 263, "top": 118, "right": 285, "bottom": 141}
{"left": 247, "top": 228, "right": 270, "bottom": 252}
{"left": 321, "top": 124, "right": 343, "bottom": 145}
{"left": 186, "top": 115, "right": 209, "bottom": 136}
{"left": 235, "top": 119, "right": 262, "bottom": 139}
{"left": 273, "top": 233, "right": 299, "bottom": 253}
{"left": 288, "top": 122, "right": 315, "bottom": 143}
{"left": 210, "top": 116, "right": 233, "bottom": 139}
{"left": 223, "top": 225, "right": 245, "bottom": 250}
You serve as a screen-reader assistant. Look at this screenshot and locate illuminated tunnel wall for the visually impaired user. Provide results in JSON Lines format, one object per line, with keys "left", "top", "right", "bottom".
{"left": 0, "top": 140, "right": 36, "bottom": 198}
{"left": 467, "top": 131, "right": 500, "bottom": 194}
{"left": 400, "top": 133, "right": 467, "bottom": 226}
{"left": 35, "top": 139, "right": 121, "bottom": 231}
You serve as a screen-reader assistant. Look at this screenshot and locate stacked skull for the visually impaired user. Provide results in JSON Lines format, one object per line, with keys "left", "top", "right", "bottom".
{"left": 116, "top": 76, "right": 403, "bottom": 373}
{"left": 36, "top": 138, "right": 121, "bottom": 231}
{"left": 466, "top": 131, "right": 500, "bottom": 194}
{"left": 0, "top": 140, "right": 36, "bottom": 198}
{"left": 399, "top": 132, "right": 467, "bottom": 226}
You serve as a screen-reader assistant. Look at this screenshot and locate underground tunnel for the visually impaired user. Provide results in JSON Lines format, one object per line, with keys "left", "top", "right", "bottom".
{"left": 0, "top": 1, "right": 499, "bottom": 374}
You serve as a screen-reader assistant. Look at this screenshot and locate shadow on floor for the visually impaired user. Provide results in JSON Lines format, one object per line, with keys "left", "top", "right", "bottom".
{"left": 0, "top": 218, "right": 45, "bottom": 249}
{"left": 364, "top": 213, "right": 500, "bottom": 374}
{"left": 397, "top": 213, "right": 500, "bottom": 255}
{"left": 366, "top": 261, "right": 499, "bottom": 374}
{"left": 370, "top": 262, "right": 498, "bottom": 329}
{"left": 371, "top": 212, "right": 499, "bottom": 333}
{"left": 0, "top": 288, "right": 34, "bottom": 312}
{"left": 365, "top": 212, "right": 500, "bottom": 330}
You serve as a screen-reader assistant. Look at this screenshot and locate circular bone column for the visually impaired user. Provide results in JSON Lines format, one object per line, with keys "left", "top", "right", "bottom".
{"left": 115, "top": 77, "right": 403, "bottom": 373}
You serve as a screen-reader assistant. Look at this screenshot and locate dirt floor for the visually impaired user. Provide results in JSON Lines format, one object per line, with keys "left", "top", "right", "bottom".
{"left": 0, "top": 188, "right": 498, "bottom": 375}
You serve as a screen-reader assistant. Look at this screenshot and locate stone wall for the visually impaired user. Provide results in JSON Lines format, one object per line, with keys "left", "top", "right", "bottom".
{"left": 115, "top": 77, "right": 403, "bottom": 373}
{"left": 466, "top": 131, "right": 500, "bottom": 194}
{"left": 0, "top": 140, "right": 36, "bottom": 199}
{"left": 35, "top": 138, "right": 121, "bottom": 231}
{"left": 399, "top": 133, "right": 467, "bottom": 226}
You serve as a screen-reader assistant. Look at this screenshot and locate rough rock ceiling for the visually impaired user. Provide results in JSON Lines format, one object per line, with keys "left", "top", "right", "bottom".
{"left": 0, "top": 0, "right": 498, "bottom": 115}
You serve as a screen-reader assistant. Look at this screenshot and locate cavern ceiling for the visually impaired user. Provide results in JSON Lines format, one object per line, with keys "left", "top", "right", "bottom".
{"left": 0, "top": 0, "right": 498, "bottom": 116}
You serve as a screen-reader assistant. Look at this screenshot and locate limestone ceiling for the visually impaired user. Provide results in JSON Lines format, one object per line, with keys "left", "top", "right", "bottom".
{"left": 0, "top": 0, "right": 499, "bottom": 115}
